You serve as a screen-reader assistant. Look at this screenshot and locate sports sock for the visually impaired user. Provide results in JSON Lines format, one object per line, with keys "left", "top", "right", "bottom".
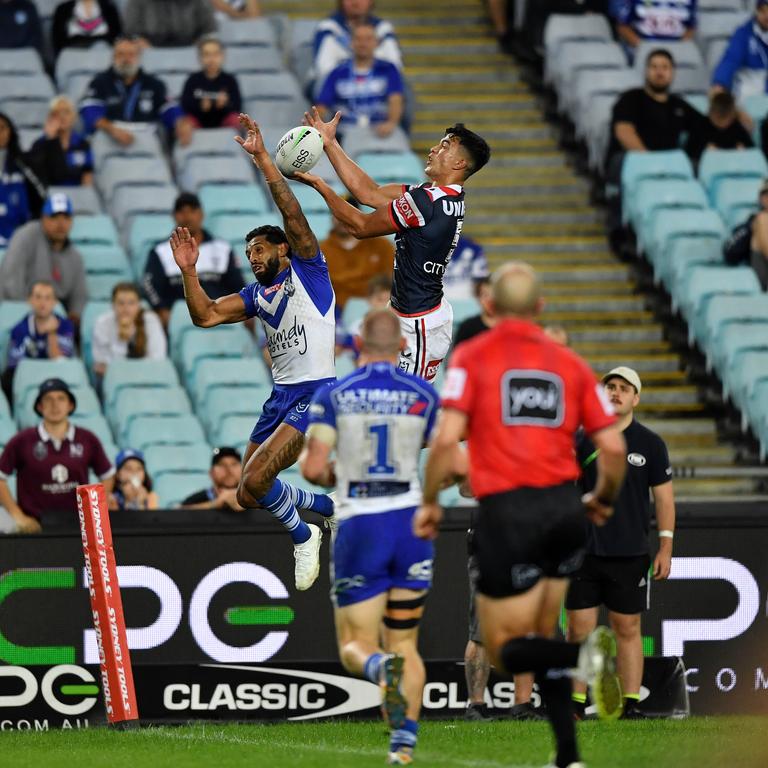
{"left": 363, "top": 652, "right": 387, "bottom": 684}
{"left": 499, "top": 637, "right": 580, "bottom": 676}
{"left": 624, "top": 693, "right": 640, "bottom": 702}
{"left": 571, "top": 691, "right": 587, "bottom": 719}
{"left": 537, "top": 673, "right": 579, "bottom": 768}
{"left": 284, "top": 482, "right": 334, "bottom": 517}
{"left": 390, "top": 718, "right": 418, "bottom": 754}
{"left": 258, "top": 479, "right": 310, "bottom": 544}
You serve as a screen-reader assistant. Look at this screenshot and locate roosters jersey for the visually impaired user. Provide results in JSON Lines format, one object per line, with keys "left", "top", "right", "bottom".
{"left": 387, "top": 183, "right": 465, "bottom": 316}
{"left": 239, "top": 250, "right": 336, "bottom": 385}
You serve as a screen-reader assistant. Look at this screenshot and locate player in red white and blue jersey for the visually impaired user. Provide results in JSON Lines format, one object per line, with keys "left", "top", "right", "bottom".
{"left": 170, "top": 114, "right": 336, "bottom": 592}
{"left": 301, "top": 308, "right": 439, "bottom": 766}
{"left": 296, "top": 108, "right": 490, "bottom": 383}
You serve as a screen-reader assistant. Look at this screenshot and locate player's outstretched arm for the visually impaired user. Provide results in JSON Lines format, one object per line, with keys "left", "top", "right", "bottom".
{"left": 170, "top": 227, "right": 248, "bottom": 328}
{"left": 304, "top": 107, "right": 404, "bottom": 208}
{"left": 235, "top": 113, "right": 319, "bottom": 260}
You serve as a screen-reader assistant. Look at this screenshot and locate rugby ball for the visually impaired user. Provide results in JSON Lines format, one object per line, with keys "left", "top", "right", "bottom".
{"left": 274, "top": 126, "right": 323, "bottom": 177}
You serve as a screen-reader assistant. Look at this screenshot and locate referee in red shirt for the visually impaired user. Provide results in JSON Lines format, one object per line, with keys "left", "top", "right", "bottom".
{"left": 415, "top": 262, "right": 628, "bottom": 768}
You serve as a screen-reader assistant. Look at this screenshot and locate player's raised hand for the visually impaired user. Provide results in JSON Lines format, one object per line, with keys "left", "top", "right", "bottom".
{"left": 169, "top": 226, "right": 199, "bottom": 272}
{"left": 413, "top": 502, "right": 443, "bottom": 541}
{"left": 304, "top": 106, "right": 341, "bottom": 146}
{"left": 235, "top": 113, "right": 266, "bottom": 156}
{"left": 291, "top": 170, "right": 323, "bottom": 188}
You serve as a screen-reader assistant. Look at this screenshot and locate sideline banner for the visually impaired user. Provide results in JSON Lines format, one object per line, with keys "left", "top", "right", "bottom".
{"left": 76, "top": 485, "right": 138, "bottom": 726}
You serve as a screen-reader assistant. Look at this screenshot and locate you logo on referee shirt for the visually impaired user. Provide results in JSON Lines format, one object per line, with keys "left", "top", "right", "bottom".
{"left": 501, "top": 370, "right": 564, "bottom": 427}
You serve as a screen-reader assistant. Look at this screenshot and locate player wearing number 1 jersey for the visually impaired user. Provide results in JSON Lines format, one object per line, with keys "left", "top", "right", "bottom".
{"left": 296, "top": 108, "right": 490, "bottom": 382}
{"left": 301, "top": 309, "right": 439, "bottom": 765}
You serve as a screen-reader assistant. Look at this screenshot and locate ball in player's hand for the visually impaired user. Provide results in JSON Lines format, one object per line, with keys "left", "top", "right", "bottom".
{"left": 274, "top": 126, "right": 323, "bottom": 177}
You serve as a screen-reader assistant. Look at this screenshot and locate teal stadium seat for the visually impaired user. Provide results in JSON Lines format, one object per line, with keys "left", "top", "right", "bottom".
{"left": 168, "top": 300, "right": 196, "bottom": 362}
{"left": 180, "top": 326, "right": 255, "bottom": 380}
{"left": 357, "top": 152, "right": 425, "bottom": 186}
{"left": 723, "top": 350, "right": 768, "bottom": 420}
{"left": 200, "top": 385, "right": 271, "bottom": 436}
{"left": 125, "top": 414, "right": 207, "bottom": 451}
{"left": 155, "top": 471, "right": 212, "bottom": 507}
{"left": 742, "top": 94, "right": 768, "bottom": 144}
{"left": 676, "top": 265, "right": 761, "bottom": 323}
{"left": 143, "top": 444, "right": 213, "bottom": 478}
{"left": 621, "top": 150, "right": 694, "bottom": 202}
{"left": 696, "top": 294, "right": 768, "bottom": 350}
{"left": 16, "top": 383, "right": 102, "bottom": 429}
{"left": 698, "top": 148, "right": 768, "bottom": 205}
{"left": 12, "top": 359, "right": 89, "bottom": 406}
{"left": 279, "top": 464, "right": 329, "bottom": 492}
{"left": 210, "top": 212, "right": 282, "bottom": 251}
{"left": 211, "top": 414, "right": 252, "bottom": 455}
{"left": 341, "top": 298, "right": 370, "bottom": 328}
{"left": 86, "top": 274, "right": 125, "bottom": 301}
{"left": 306, "top": 212, "right": 332, "bottom": 240}
{"left": 0, "top": 389, "right": 9, "bottom": 418}
{"left": 102, "top": 359, "right": 180, "bottom": 410}
{"left": 78, "top": 243, "right": 132, "bottom": 277}
{"left": 111, "top": 386, "right": 192, "bottom": 441}
{"left": 335, "top": 353, "right": 356, "bottom": 379}
{"left": 69, "top": 215, "right": 119, "bottom": 246}
{"left": 193, "top": 358, "right": 272, "bottom": 409}
{"left": 712, "top": 178, "right": 761, "bottom": 226}
{"left": 664, "top": 237, "right": 724, "bottom": 294}
{"left": 708, "top": 322, "right": 768, "bottom": 376}
{"left": 450, "top": 298, "right": 481, "bottom": 325}
{"left": 81, "top": 301, "right": 111, "bottom": 372}
{"left": 129, "top": 214, "right": 175, "bottom": 278}
{"left": 0, "top": 415, "right": 15, "bottom": 451}
{"left": 69, "top": 413, "right": 117, "bottom": 456}
{"left": 746, "top": 380, "right": 768, "bottom": 459}
{"left": 199, "top": 183, "right": 269, "bottom": 218}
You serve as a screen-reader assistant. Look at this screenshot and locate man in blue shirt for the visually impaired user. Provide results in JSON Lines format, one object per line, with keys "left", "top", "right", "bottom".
{"left": 713, "top": 1, "right": 768, "bottom": 99}
{"left": 610, "top": 0, "right": 697, "bottom": 57}
{"left": 317, "top": 23, "right": 404, "bottom": 138}
{"left": 442, "top": 234, "right": 489, "bottom": 302}
{"left": 301, "top": 308, "right": 439, "bottom": 766}
{"left": 80, "top": 35, "right": 191, "bottom": 147}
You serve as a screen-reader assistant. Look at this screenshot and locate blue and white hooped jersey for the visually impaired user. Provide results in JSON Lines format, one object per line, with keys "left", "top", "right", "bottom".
{"left": 239, "top": 250, "right": 336, "bottom": 385}
{"left": 308, "top": 362, "right": 439, "bottom": 520}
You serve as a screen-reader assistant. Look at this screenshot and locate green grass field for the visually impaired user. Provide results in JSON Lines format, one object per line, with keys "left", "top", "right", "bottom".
{"left": 4, "top": 717, "right": 768, "bottom": 768}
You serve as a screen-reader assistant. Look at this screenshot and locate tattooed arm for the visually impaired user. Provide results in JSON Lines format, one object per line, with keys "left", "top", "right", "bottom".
{"left": 235, "top": 113, "right": 319, "bottom": 261}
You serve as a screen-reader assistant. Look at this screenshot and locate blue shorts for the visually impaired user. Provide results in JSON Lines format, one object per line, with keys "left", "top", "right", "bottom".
{"left": 250, "top": 378, "right": 335, "bottom": 446}
{"left": 331, "top": 506, "right": 434, "bottom": 607}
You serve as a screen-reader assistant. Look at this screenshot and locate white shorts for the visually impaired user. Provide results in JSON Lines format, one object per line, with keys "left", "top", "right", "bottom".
{"left": 395, "top": 300, "right": 453, "bottom": 382}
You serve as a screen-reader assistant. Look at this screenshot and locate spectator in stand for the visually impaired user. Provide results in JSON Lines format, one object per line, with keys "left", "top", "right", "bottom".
{"left": 610, "top": 0, "right": 697, "bottom": 59}
{"left": 0, "top": 378, "right": 115, "bottom": 533}
{"left": 749, "top": 180, "right": 768, "bottom": 289}
{"left": 210, "top": 0, "right": 261, "bottom": 20}
{"left": 92, "top": 282, "right": 167, "bottom": 384}
{"left": 313, "top": 0, "right": 402, "bottom": 90}
{"left": 712, "top": 1, "right": 768, "bottom": 101}
{"left": 181, "top": 36, "right": 242, "bottom": 131}
{"left": 336, "top": 272, "right": 392, "bottom": 352}
{"left": 451, "top": 277, "right": 495, "bottom": 348}
{"left": 28, "top": 97, "right": 94, "bottom": 188}
{"left": 604, "top": 48, "right": 705, "bottom": 247}
{"left": 317, "top": 23, "right": 404, "bottom": 137}
{"left": 181, "top": 446, "right": 244, "bottom": 510}
{"left": 2, "top": 281, "right": 76, "bottom": 401}
{"left": 0, "top": 112, "right": 31, "bottom": 247}
{"left": 80, "top": 35, "right": 193, "bottom": 148}
{"left": 123, "top": 0, "right": 217, "bottom": 48}
{"left": 51, "top": 0, "right": 122, "bottom": 59}
{"left": 320, "top": 197, "right": 394, "bottom": 311}
{"left": 142, "top": 192, "right": 243, "bottom": 327}
{"left": 443, "top": 234, "right": 490, "bottom": 302}
{"left": 0, "top": 0, "right": 43, "bottom": 53}
{"left": 685, "top": 92, "right": 754, "bottom": 162}
{"left": 109, "top": 449, "right": 159, "bottom": 511}
{"left": 0, "top": 193, "right": 87, "bottom": 325}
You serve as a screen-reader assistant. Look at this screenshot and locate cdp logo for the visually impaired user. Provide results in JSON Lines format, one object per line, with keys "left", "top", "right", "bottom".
{"left": 0, "top": 666, "right": 98, "bottom": 716}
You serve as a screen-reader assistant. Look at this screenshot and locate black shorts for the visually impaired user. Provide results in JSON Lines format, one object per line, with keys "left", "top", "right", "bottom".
{"left": 474, "top": 483, "right": 587, "bottom": 599}
{"left": 565, "top": 554, "right": 651, "bottom": 615}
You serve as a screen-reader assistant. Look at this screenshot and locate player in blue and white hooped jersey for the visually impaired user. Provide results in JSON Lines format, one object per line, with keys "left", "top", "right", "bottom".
{"left": 300, "top": 309, "right": 439, "bottom": 766}
{"left": 295, "top": 108, "right": 490, "bottom": 384}
{"left": 169, "top": 113, "right": 336, "bottom": 592}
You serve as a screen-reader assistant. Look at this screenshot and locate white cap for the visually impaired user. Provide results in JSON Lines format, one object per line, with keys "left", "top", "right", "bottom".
{"left": 602, "top": 366, "right": 642, "bottom": 394}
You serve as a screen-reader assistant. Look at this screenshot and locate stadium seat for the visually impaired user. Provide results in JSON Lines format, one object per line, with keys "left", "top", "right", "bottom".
{"left": 199, "top": 184, "right": 269, "bottom": 219}
{"left": 698, "top": 149, "right": 768, "bottom": 204}
{"left": 143, "top": 443, "right": 213, "bottom": 478}
{"left": 745, "top": 380, "right": 768, "bottom": 458}
{"left": 85, "top": 273, "right": 125, "bottom": 301}
{"left": 111, "top": 386, "right": 192, "bottom": 441}
{"left": 180, "top": 326, "right": 255, "bottom": 381}
{"left": 226, "top": 46, "right": 284, "bottom": 74}
{"left": 49, "top": 185, "right": 102, "bottom": 216}
{"left": 695, "top": 9, "right": 750, "bottom": 53}
{"left": 633, "top": 40, "right": 705, "bottom": 75}
{"left": 357, "top": 152, "right": 425, "bottom": 186}
{"left": 102, "top": 359, "right": 180, "bottom": 410}
{"left": 335, "top": 354, "right": 356, "bottom": 379}
{"left": 0, "top": 98, "right": 49, "bottom": 129}
{"left": 0, "top": 415, "right": 15, "bottom": 452}
{"left": 78, "top": 244, "right": 131, "bottom": 276}
{"left": 573, "top": 69, "right": 641, "bottom": 139}
{"left": 217, "top": 17, "right": 276, "bottom": 47}
{"left": 627, "top": 178, "right": 709, "bottom": 241}
{"left": 179, "top": 156, "right": 254, "bottom": 192}
{"left": 584, "top": 93, "right": 617, "bottom": 172}
{"left": 696, "top": 294, "right": 768, "bottom": 350}
{"left": 80, "top": 300, "right": 111, "bottom": 371}
{"left": 306, "top": 212, "right": 332, "bottom": 240}
{"left": 211, "top": 414, "right": 253, "bottom": 454}
{"left": 0, "top": 48, "right": 44, "bottom": 76}
{"left": 742, "top": 94, "right": 768, "bottom": 144}
{"left": 244, "top": 98, "right": 309, "bottom": 130}
{"left": 193, "top": 358, "right": 272, "bottom": 409}
{"left": 670, "top": 66, "right": 710, "bottom": 96}
{"left": 0, "top": 390, "right": 10, "bottom": 419}
{"left": 664, "top": 236, "right": 725, "bottom": 294}
{"left": 168, "top": 300, "right": 196, "bottom": 360}
{"left": 12, "top": 358, "right": 89, "bottom": 405}
{"left": 173, "top": 128, "right": 241, "bottom": 170}
{"left": 68, "top": 413, "right": 116, "bottom": 454}
{"left": 238, "top": 71, "right": 304, "bottom": 103}
{"left": 450, "top": 298, "right": 481, "bottom": 325}
{"left": 97, "top": 156, "right": 173, "bottom": 204}
{"left": 201, "top": 384, "right": 271, "bottom": 435}
{"left": 154, "top": 471, "right": 212, "bottom": 507}
{"left": 708, "top": 322, "right": 768, "bottom": 376}
{"left": 724, "top": 350, "right": 768, "bottom": 420}
{"left": 111, "top": 184, "right": 178, "bottom": 232}
{"left": 160, "top": 73, "right": 187, "bottom": 100}
{"left": 91, "top": 130, "right": 164, "bottom": 168}
{"left": 543, "top": 13, "right": 613, "bottom": 84}
{"left": 69, "top": 214, "right": 119, "bottom": 246}
{"left": 684, "top": 94, "right": 708, "bottom": 114}
{"left": 125, "top": 414, "right": 207, "bottom": 452}
{"left": 142, "top": 46, "right": 198, "bottom": 76}
{"left": 341, "top": 298, "right": 370, "bottom": 329}
{"left": 55, "top": 46, "right": 111, "bottom": 91}
{"left": 16, "top": 384, "right": 102, "bottom": 429}
{"left": 279, "top": 464, "right": 328, "bottom": 492}
{"left": 3, "top": 74, "right": 54, "bottom": 101}
{"left": 712, "top": 178, "right": 761, "bottom": 225}
{"left": 128, "top": 214, "right": 175, "bottom": 277}
{"left": 341, "top": 125, "right": 412, "bottom": 158}
{"left": 677, "top": 265, "right": 761, "bottom": 323}
{"left": 621, "top": 150, "right": 694, "bottom": 201}
{"left": 553, "top": 42, "right": 627, "bottom": 114}
{"left": 210, "top": 212, "right": 282, "bottom": 251}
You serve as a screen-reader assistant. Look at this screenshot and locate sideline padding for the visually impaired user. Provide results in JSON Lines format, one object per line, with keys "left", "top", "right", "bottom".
{"left": 77, "top": 484, "right": 139, "bottom": 725}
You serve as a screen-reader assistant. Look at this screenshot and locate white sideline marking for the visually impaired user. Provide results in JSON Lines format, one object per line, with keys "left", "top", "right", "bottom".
{"left": 136, "top": 726, "right": 539, "bottom": 768}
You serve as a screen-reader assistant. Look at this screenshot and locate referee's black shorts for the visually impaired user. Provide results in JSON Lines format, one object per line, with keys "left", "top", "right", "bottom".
{"left": 473, "top": 483, "right": 587, "bottom": 599}
{"left": 565, "top": 554, "right": 652, "bottom": 615}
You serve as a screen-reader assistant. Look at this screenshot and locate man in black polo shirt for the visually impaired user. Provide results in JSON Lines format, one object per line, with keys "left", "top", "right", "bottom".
{"left": 142, "top": 193, "right": 244, "bottom": 328}
{"left": 566, "top": 366, "right": 676, "bottom": 719}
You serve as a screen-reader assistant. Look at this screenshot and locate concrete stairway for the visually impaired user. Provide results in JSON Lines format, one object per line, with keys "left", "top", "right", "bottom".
{"left": 265, "top": 0, "right": 761, "bottom": 496}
